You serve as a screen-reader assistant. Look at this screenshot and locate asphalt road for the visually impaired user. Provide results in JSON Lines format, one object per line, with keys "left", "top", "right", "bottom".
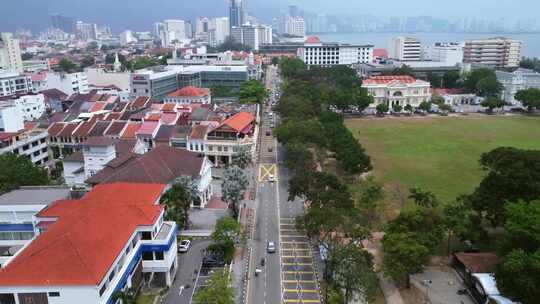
{"left": 164, "top": 239, "right": 212, "bottom": 304}
{"left": 248, "top": 66, "right": 321, "bottom": 304}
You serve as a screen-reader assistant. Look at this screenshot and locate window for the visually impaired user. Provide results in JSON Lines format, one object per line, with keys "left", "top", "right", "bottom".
{"left": 155, "top": 252, "right": 164, "bottom": 260}
{"left": 141, "top": 231, "right": 152, "bottom": 240}
{"left": 108, "top": 269, "right": 115, "bottom": 282}
{"left": 48, "top": 292, "right": 60, "bottom": 297}
{"left": 99, "top": 283, "right": 107, "bottom": 296}
{"left": 142, "top": 252, "right": 153, "bottom": 260}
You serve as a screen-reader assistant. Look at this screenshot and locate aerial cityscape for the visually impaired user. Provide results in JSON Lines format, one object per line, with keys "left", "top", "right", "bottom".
{"left": 0, "top": 0, "right": 540, "bottom": 304}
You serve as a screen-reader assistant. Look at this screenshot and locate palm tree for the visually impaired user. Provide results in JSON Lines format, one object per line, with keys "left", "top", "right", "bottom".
{"left": 112, "top": 287, "right": 136, "bottom": 304}
{"left": 160, "top": 176, "right": 199, "bottom": 230}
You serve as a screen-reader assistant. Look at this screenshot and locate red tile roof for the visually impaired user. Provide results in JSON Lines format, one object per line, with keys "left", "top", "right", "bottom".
{"left": 217, "top": 112, "right": 255, "bottom": 134}
{"left": 167, "top": 86, "right": 210, "bottom": 98}
{"left": 120, "top": 122, "right": 141, "bottom": 140}
{"left": 373, "top": 48, "right": 388, "bottom": 58}
{"left": 129, "top": 96, "right": 150, "bottom": 110}
{"left": 90, "top": 102, "right": 107, "bottom": 112}
{"left": 190, "top": 125, "right": 208, "bottom": 140}
{"left": 305, "top": 36, "right": 321, "bottom": 44}
{"left": 161, "top": 103, "right": 176, "bottom": 112}
{"left": 363, "top": 75, "right": 417, "bottom": 85}
{"left": 86, "top": 146, "right": 204, "bottom": 185}
{"left": 72, "top": 120, "right": 97, "bottom": 138}
{"left": 104, "top": 121, "right": 127, "bottom": 137}
{"left": 47, "top": 122, "right": 66, "bottom": 137}
{"left": 0, "top": 183, "right": 166, "bottom": 286}
{"left": 57, "top": 123, "right": 78, "bottom": 137}
{"left": 433, "top": 88, "right": 465, "bottom": 95}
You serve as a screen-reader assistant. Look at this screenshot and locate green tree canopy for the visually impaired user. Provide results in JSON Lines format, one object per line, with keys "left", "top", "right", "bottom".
{"left": 193, "top": 269, "right": 235, "bottom": 304}
{"left": 515, "top": 88, "right": 540, "bottom": 112}
{"left": 442, "top": 70, "right": 461, "bottom": 88}
{"left": 80, "top": 55, "right": 95, "bottom": 69}
{"left": 481, "top": 96, "right": 506, "bottom": 112}
{"left": 58, "top": 58, "right": 77, "bottom": 72}
{"left": 160, "top": 177, "right": 199, "bottom": 229}
{"left": 239, "top": 79, "right": 266, "bottom": 104}
{"left": 376, "top": 103, "right": 389, "bottom": 115}
{"left": 418, "top": 101, "right": 432, "bottom": 112}
{"left": 211, "top": 85, "right": 235, "bottom": 98}
{"left": 463, "top": 68, "right": 502, "bottom": 97}
{"left": 211, "top": 216, "right": 241, "bottom": 263}
{"left": 221, "top": 165, "right": 249, "bottom": 218}
{"left": 0, "top": 154, "right": 50, "bottom": 193}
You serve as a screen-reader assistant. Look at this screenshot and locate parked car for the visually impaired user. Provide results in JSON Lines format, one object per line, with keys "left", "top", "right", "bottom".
{"left": 267, "top": 241, "right": 276, "bottom": 253}
{"left": 178, "top": 240, "right": 191, "bottom": 253}
{"left": 202, "top": 255, "right": 225, "bottom": 267}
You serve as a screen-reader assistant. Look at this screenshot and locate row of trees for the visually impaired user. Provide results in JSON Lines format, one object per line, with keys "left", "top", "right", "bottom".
{"left": 276, "top": 58, "right": 381, "bottom": 302}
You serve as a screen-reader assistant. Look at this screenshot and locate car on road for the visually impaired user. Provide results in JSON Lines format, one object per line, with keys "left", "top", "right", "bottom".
{"left": 177, "top": 240, "right": 191, "bottom": 253}
{"left": 202, "top": 255, "right": 225, "bottom": 267}
{"left": 268, "top": 174, "right": 275, "bottom": 183}
{"left": 267, "top": 241, "right": 276, "bottom": 253}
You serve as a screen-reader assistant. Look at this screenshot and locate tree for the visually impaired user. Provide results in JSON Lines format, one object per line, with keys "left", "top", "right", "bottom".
{"left": 327, "top": 244, "right": 378, "bottom": 303}
{"left": 215, "top": 36, "right": 252, "bottom": 52}
{"left": 160, "top": 177, "right": 199, "bottom": 230}
{"left": 443, "top": 196, "right": 480, "bottom": 254}
{"left": 231, "top": 146, "right": 251, "bottom": 169}
{"left": 193, "top": 269, "right": 235, "bottom": 304}
{"left": 211, "top": 85, "right": 235, "bottom": 98}
{"left": 520, "top": 57, "right": 540, "bottom": 73}
{"left": 388, "top": 65, "right": 415, "bottom": 77}
{"left": 0, "top": 153, "right": 50, "bottom": 193}
{"left": 80, "top": 55, "right": 95, "bottom": 69}
{"left": 470, "top": 147, "right": 540, "bottom": 226}
{"left": 130, "top": 56, "right": 159, "bottom": 70}
{"left": 21, "top": 52, "right": 33, "bottom": 60}
{"left": 271, "top": 57, "right": 280, "bottom": 65}
{"left": 376, "top": 103, "right": 389, "bottom": 116}
{"left": 211, "top": 216, "right": 241, "bottom": 263}
{"left": 408, "top": 187, "right": 438, "bottom": 208}
{"left": 392, "top": 103, "right": 403, "bottom": 113}
{"left": 515, "top": 88, "right": 540, "bottom": 112}
{"left": 404, "top": 104, "right": 413, "bottom": 113}
{"left": 239, "top": 79, "right": 266, "bottom": 104}
{"left": 438, "top": 103, "right": 452, "bottom": 113}
{"left": 274, "top": 119, "right": 326, "bottom": 147}
{"left": 495, "top": 249, "right": 540, "bottom": 304}
{"left": 382, "top": 231, "right": 430, "bottom": 288}
{"left": 111, "top": 288, "right": 136, "bottom": 304}
{"left": 58, "top": 58, "right": 77, "bottom": 72}
{"left": 418, "top": 101, "right": 432, "bottom": 112}
{"left": 221, "top": 165, "right": 249, "bottom": 218}
{"left": 442, "top": 70, "right": 461, "bottom": 88}
{"left": 279, "top": 57, "right": 307, "bottom": 79}
{"left": 481, "top": 96, "right": 506, "bottom": 113}
{"left": 431, "top": 93, "right": 445, "bottom": 106}
{"left": 476, "top": 76, "right": 503, "bottom": 97}
{"left": 86, "top": 41, "right": 99, "bottom": 51}
{"left": 427, "top": 72, "right": 442, "bottom": 88}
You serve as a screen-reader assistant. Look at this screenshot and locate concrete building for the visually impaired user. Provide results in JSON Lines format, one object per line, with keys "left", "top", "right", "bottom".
{"left": 164, "top": 19, "right": 187, "bottom": 46}
{"left": 0, "top": 33, "right": 23, "bottom": 73}
{"left": 5, "top": 94, "right": 47, "bottom": 121}
{"left": 75, "top": 21, "right": 97, "bottom": 41}
{"left": 31, "top": 71, "right": 89, "bottom": 95}
{"left": 119, "top": 30, "right": 138, "bottom": 45}
{"left": 0, "top": 72, "right": 33, "bottom": 98}
{"left": 0, "top": 186, "right": 71, "bottom": 267}
{"left": 0, "top": 183, "right": 179, "bottom": 304}
{"left": 423, "top": 42, "right": 464, "bottom": 65}
{"left": 388, "top": 36, "right": 422, "bottom": 61}
{"left": 0, "top": 103, "right": 24, "bottom": 132}
{"left": 209, "top": 17, "right": 230, "bottom": 47}
{"left": 51, "top": 14, "right": 74, "bottom": 34}
{"left": 463, "top": 37, "right": 521, "bottom": 68}
{"left": 231, "top": 24, "right": 271, "bottom": 50}
{"left": 164, "top": 86, "right": 211, "bottom": 104}
{"left": 298, "top": 36, "right": 374, "bottom": 67}
{"left": 0, "top": 126, "right": 50, "bottom": 165}
{"left": 496, "top": 68, "right": 540, "bottom": 105}
{"left": 362, "top": 75, "right": 431, "bottom": 108}
{"left": 130, "top": 67, "right": 201, "bottom": 101}
{"left": 22, "top": 60, "right": 50, "bottom": 73}
{"left": 285, "top": 16, "right": 306, "bottom": 37}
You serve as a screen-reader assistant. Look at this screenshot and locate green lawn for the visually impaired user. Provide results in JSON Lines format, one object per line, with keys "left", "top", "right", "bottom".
{"left": 346, "top": 116, "right": 540, "bottom": 208}
{"left": 136, "top": 293, "right": 157, "bottom": 304}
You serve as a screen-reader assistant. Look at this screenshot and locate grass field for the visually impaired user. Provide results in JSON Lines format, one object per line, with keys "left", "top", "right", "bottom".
{"left": 346, "top": 115, "right": 540, "bottom": 208}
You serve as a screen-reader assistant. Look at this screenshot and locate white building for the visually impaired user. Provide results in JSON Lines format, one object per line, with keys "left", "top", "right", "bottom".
{"left": 209, "top": 17, "right": 230, "bottom": 47}
{"left": 231, "top": 23, "right": 272, "bottom": 51}
{"left": 362, "top": 75, "right": 432, "bottom": 107}
{"left": 0, "top": 103, "right": 24, "bottom": 132}
{"left": 7, "top": 94, "right": 46, "bottom": 121}
{"left": 423, "top": 42, "right": 464, "bottom": 66}
{"left": 0, "top": 183, "right": 179, "bottom": 304}
{"left": 463, "top": 37, "right": 521, "bottom": 68}
{"left": 0, "top": 72, "right": 33, "bottom": 97}
{"left": 119, "top": 30, "right": 138, "bottom": 45}
{"left": 0, "top": 125, "right": 50, "bottom": 165}
{"left": 164, "top": 19, "right": 187, "bottom": 46}
{"left": 22, "top": 60, "right": 50, "bottom": 73}
{"left": 388, "top": 36, "right": 422, "bottom": 61}
{"left": 298, "top": 36, "right": 374, "bottom": 67}
{"left": 75, "top": 21, "right": 97, "bottom": 41}
{"left": 496, "top": 68, "right": 540, "bottom": 105}
{"left": 0, "top": 186, "right": 71, "bottom": 267}
{"left": 285, "top": 16, "right": 306, "bottom": 37}
{"left": 0, "top": 33, "right": 23, "bottom": 73}
{"left": 163, "top": 86, "right": 211, "bottom": 104}
{"left": 85, "top": 67, "right": 131, "bottom": 92}
{"left": 31, "top": 71, "right": 89, "bottom": 95}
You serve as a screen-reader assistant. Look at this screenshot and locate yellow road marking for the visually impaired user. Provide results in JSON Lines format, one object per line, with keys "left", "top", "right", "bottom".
{"left": 258, "top": 164, "right": 278, "bottom": 182}
{"left": 283, "top": 289, "right": 319, "bottom": 293}
{"left": 282, "top": 263, "right": 314, "bottom": 266}
{"left": 283, "top": 271, "right": 315, "bottom": 274}
{"left": 283, "top": 300, "right": 320, "bottom": 303}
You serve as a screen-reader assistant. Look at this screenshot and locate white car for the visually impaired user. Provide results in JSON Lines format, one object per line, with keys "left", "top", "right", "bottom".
{"left": 268, "top": 174, "right": 275, "bottom": 182}
{"left": 178, "top": 240, "right": 191, "bottom": 253}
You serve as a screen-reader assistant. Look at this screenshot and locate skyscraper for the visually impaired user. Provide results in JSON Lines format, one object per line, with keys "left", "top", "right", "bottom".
{"left": 50, "top": 14, "right": 75, "bottom": 34}
{"left": 229, "top": 0, "right": 244, "bottom": 29}
{"left": 289, "top": 5, "right": 299, "bottom": 17}
{"left": 0, "top": 32, "right": 23, "bottom": 73}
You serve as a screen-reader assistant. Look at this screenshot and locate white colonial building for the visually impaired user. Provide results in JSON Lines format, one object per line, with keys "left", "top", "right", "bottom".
{"left": 362, "top": 75, "right": 431, "bottom": 107}
{"left": 163, "top": 86, "right": 211, "bottom": 105}
{"left": 496, "top": 68, "right": 540, "bottom": 105}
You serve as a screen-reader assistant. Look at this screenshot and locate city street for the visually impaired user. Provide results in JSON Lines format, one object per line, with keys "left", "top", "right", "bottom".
{"left": 247, "top": 66, "right": 322, "bottom": 304}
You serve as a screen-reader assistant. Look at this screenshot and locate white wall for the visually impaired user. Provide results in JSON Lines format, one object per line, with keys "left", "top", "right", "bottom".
{"left": 0, "top": 104, "right": 24, "bottom": 132}
{"left": 0, "top": 285, "right": 99, "bottom": 304}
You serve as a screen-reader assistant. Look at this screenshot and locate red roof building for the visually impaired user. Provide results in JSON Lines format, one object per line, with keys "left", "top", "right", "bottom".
{"left": 163, "top": 86, "right": 211, "bottom": 105}
{"left": 0, "top": 183, "right": 179, "bottom": 303}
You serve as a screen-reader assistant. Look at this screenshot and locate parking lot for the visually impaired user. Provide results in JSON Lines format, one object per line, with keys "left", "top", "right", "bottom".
{"left": 190, "top": 264, "right": 227, "bottom": 302}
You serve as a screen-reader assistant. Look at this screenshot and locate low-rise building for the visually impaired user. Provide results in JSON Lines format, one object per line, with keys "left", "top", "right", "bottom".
{"left": 0, "top": 72, "right": 33, "bottom": 97}
{"left": 0, "top": 186, "right": 71, "bottom": 267}
{"left": 362, "top": 75, "right": 431, "bottom": 108}
{"left": 0, "top": 183, "right": 178, "bottom": 304}
{"left": 30, "top": 71, "right": 89, "bottom": 95}
{"left": 163, "top": 86, "right": 211, "bottom": 104}
{"left": 0, "top": 128, "right": 50, "bottom": 166}
{"left": 496, "top": 68, "right": 540, "bottom": 105}
{"left": 5, "top": 94, "right": 46, "bottom": 121}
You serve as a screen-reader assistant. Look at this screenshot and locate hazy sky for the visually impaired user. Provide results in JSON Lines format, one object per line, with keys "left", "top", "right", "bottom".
{"left": 1, "top": 0, "right": 539, "bottom": 32}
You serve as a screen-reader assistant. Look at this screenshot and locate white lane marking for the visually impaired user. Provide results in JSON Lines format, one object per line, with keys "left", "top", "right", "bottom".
{"left": 178, "top": 285, "right": 184, "bottom": 296}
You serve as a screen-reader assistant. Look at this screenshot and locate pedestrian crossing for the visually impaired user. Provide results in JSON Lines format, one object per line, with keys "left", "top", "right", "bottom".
{"left": 279, "top": 218, "right": 321, "bottom": 304}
